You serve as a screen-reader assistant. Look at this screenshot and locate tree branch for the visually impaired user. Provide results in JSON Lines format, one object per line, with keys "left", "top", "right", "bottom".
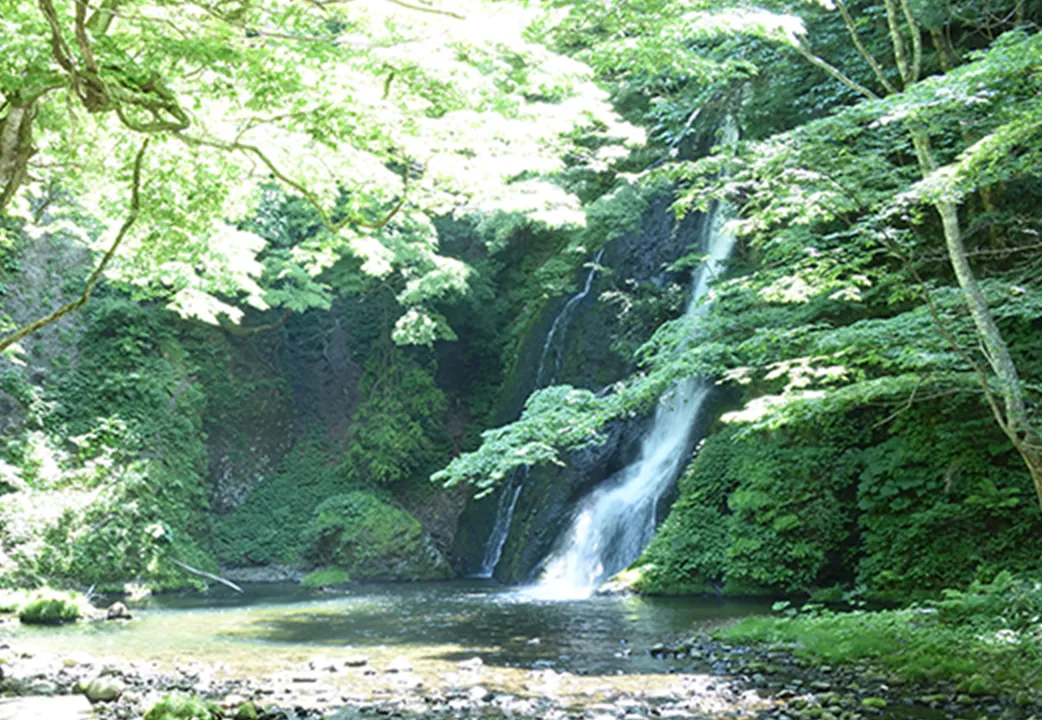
{"left": 898, "top": 0, "right": 923, "bottom": 83}
{"left": 179, "top": 133, "right": 409, "bottom": 233}
{"left": 0, "top": 140, "right": 149, "bottom": 354}
{"left": 883, "top": 0, "right": 912, "bottom": 87}
{"left": 792, "top": 41, "right": 880, "bottom": 100}
{"left": 834, "top": 0, "right": 899, "bottom": 94}
{"left": 384, "top": 0, "right": 465, "bottom": 20}
{"left": 169, "top": 559, "right": 243, "bottom": 593}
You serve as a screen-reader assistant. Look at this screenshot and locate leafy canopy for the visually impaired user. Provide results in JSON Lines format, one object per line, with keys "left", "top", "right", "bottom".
{"left": 0, "top": 0, "right": 640, "bottom": 347}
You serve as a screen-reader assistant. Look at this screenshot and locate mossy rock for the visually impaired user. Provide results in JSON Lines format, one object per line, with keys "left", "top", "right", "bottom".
{"left": 304, "top": 492, "right": 452, "bottom": 581}
{"left": 18, "top": 592, "right": 84, "bottom": 625}
{"left": 144, "top": 694, "right": 223, "bottom": 719}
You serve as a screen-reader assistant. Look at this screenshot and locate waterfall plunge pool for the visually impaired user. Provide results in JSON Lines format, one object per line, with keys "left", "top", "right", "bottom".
{"left": 2, "top": 582, "right": 950, "bottom": 720}
{"left": 6, "top": 581, "right": 771, "bottom": 677}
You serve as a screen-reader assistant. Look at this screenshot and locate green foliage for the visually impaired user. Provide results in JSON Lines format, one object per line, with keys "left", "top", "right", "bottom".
{"left": 344, "top": 351, "right": 448, "bottom": 487}
{"left": 719, "top": 573, "right": 1042, "bottom": 693}
{"left": 1, "top": 0, "right": 640, "bottom": 346}
{"left": 933, "top": 572, "right": 1042, "bottom": 633}
{"left": 633, "top": 420, "right": 863, "bottom": 595}
{"left": 214, "top": 437, "right": 342, "bottom": 567}
{"left": 17, "top": 590, "right": 85, "bottom": 625}
{"left": 144, "top": 695, "right": 223, "bottom": 720}
{"left": 301, "top": 568, "right": 350, "bottom": 588}
{"left": 302, "top": 491, "right": 450, "bottom": 580}
{"left": 634, "top": 396, "right": 1042, "bottom": 598}
{"left": 0, "top": 298, "right": 216, "bottom": 590}
{"left": 856, "top": 401, "right": 1042, "bottom": 597}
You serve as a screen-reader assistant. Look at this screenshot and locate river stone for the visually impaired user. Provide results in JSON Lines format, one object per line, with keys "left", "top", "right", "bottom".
{"left": 458, "top": 657, "right": 484, "bottom": 672}
{"left": 467, "top": 686, "right": 492, "bottom": 703}
{"left": 385, "top": 657, "right": 413, "bottom": 674}
{"left": 85, "top": 675, "right": 125, "bottom": 702}
{"left": 105, "top": 603, "right": 131, "bottom": 621}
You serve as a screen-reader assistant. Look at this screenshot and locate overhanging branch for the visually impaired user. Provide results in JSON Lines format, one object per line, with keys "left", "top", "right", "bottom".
{"left": 0, "top": 140, "right": 150, "bottom": 355}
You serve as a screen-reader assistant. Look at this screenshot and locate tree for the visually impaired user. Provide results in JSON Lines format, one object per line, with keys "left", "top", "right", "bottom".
{"left": 0, "top": 0, "right": 636, "bottom": 355}
{"left": 438, "top": 0, "right": 1042, "bottom": 514}
{"left": 713, "top": 1, "right": 1042, "bottom": 507}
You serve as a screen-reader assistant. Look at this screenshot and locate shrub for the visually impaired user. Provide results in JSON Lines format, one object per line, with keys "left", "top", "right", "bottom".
{"left": 18, "top": 591, "right": 85, "bottom": 625}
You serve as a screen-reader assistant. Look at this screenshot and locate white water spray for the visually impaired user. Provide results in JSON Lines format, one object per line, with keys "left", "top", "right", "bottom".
{"left": 533, "top": 178, "right": 737, "bottom": 599}
{"left": 475, "top": 249, "right": 607, "bottom": 578}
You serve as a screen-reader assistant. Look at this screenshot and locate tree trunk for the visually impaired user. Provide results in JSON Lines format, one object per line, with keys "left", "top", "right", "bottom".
{"left": 911, "top": 130, "right": 1042, "bottom": 507}
{"left": 0, "top": 101, "right": 38, "bottom": 213}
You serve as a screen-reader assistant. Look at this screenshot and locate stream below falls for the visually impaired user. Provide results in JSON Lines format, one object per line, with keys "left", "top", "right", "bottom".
{"left": 0, "top": 582, "right": 966, "bottom": 719}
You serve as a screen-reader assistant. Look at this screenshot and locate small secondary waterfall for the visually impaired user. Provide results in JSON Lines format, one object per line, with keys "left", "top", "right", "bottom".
{"left": 475, "top": 249, "right": 607, "bottom": 578}
{"left": 534, "top": 248, "right": 607, "bottom": 389}
{"left": 534, "top": 196, "right": 736, "bottom": 599}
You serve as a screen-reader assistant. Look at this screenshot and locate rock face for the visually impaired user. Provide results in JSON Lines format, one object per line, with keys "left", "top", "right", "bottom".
{"left": 453, "top": 194, "right": 712, "bottom": 582}
{"left": 201, "top": 329, "right": 296, "bottom": 515}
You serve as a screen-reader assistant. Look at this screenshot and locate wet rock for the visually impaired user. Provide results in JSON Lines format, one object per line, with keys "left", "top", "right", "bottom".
{"left": 343, "top": 655, "right": 369, "bottom": 667}
{"left": 105, "top": 603, "right": 132, "bottom": 621}
{"left": 457, "top": 657, "right": 484, "bottom": 672}
{"left": 385, "top": 657, "right": 413, "bottom": 674}
{"left": 85, "top": 675, "right": 126, "bottom": 702}
{"left": 467, "top": 686, "right": 492, "bottom": 704}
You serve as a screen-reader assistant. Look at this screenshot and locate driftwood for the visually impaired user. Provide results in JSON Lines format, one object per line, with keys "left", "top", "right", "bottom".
{"left": 170, "top": 559, "right": 244, "bottom": 593}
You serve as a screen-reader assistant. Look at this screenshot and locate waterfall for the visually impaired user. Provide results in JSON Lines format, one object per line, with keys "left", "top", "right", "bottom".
{"left": 532, "top": 190, "right": 736, "bottom": 599}
{"left": 535, "top": 248, "right": 607, "bottom": 389}
{"left": 474, "top": 249, "right": 607, "bottom": 578}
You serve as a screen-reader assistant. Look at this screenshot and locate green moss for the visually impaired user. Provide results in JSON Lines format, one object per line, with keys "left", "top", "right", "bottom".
{"left": 301, "top": 568, "right": 350, "bottom": 588}
{"left": 18, "top": 591, "right": 85, "bottom": 625}
{"left": 303, "top": 491, "right": 451, "bottom": 581}
{"left": 144, "top": 695, "right": 222, "bottom": 720}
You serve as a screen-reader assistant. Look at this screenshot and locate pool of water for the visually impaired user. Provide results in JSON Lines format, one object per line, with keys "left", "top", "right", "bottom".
{"left": 1, "top": 582, "right": 960, "bottom": 719}
{"left": 4, "top": 581, "right": 772, "bottom": 677}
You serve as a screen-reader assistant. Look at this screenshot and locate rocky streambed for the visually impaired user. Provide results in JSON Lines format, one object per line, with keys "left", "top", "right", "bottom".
{"left": 1, "top": 632, "right": 1038, "bottom": 720}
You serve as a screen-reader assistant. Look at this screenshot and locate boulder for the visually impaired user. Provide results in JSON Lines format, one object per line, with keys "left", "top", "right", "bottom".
{"left": 84, "top": 675, "right": 125, "bottom": 702}
{"left": 105, "top": 602, "right": 131, "bottom": 621}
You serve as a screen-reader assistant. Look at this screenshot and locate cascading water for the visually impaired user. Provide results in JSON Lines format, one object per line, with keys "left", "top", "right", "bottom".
{"left": 475, "top": 249, "right": 607, "bottom": 578}
{"left": 533, "top": 187, "right": 736, "bottom": 599}
{"left": 534, "top": 248, "right": 607, "bottom": 389}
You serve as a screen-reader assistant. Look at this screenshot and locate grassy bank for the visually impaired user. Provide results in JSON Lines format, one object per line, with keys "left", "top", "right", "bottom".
{"left": 717, "top": 573, "right": 1042, "bottom": 699}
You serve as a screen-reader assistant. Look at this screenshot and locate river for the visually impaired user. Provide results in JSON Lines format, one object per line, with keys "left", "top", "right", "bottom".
{"left": 5, "top": 582, "right": 768, "bottom": 676}
{"left": 0, "top": 582, "right": 961, "bottom": 719}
